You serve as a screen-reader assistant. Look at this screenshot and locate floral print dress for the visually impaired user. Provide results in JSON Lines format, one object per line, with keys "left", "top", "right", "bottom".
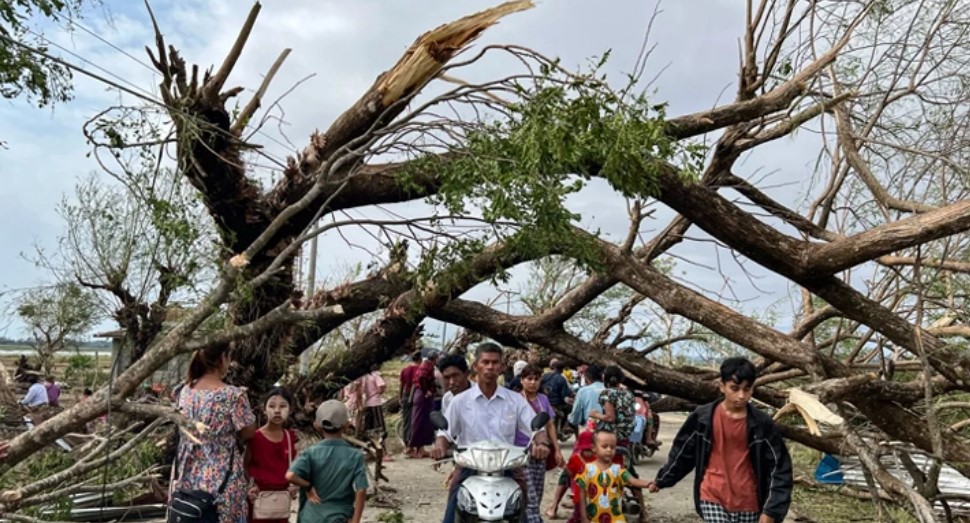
{"left": 575, "top": 462, "right": 633, "bottom": 523}
{"left": 595, "top": 388, "right": 636, "bottom": 441}
{"left": 175, "top": 385, "right": 256, "bottom": 523}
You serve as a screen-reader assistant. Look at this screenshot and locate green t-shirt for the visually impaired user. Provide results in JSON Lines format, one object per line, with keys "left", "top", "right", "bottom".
{"left": 289, "top": 438, "right": 369, "bottom": 523}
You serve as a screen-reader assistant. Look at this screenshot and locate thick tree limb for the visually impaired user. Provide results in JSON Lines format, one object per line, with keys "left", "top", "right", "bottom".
{"left": 650, "top": 167, "right": 970, "bottom": 385}
{"left": 878, "top": 255, "right": 970, "bottom": 274}
{"left": 810, "top": 198, "right": 970, "bottom": 275}
{"left": 283, "top": 272, "right": 410, "bottom": 358}
{"left": 268, "top": 1, "right": 534, "bottom": 212}
{"left": 596, "top": 238, "right": 823, "bottom": 374}
{"left": 204, "top": 2, "right": 263, "bottom": 101}
{"left": 300, "top": 234, "right": 555, "bottom": 397}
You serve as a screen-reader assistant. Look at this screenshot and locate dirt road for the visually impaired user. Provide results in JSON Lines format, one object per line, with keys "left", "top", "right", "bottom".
{"left": 362, "top": 413, "right": 698, "bottom": 522}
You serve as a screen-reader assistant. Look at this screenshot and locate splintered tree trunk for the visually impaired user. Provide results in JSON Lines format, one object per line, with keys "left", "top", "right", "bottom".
{"left": 227, "top": 253, "right": 298, "bottom": 398}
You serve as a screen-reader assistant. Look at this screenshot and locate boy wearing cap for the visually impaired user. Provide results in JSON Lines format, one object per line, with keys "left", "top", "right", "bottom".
{"left": 286, "top": 400, "right": 369, "bottom": 523}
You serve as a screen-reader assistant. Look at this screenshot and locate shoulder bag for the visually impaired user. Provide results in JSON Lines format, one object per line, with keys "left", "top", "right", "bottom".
{"left": 252, "top": 430, "right": 294, "bottom": 520}
{"left": 168, "top": 441, "right": 234, "bottom": 523}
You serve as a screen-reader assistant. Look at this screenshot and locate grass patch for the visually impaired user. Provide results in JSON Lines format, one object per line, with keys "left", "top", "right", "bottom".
{"left": 788, "top": 443, "right": 918, "bottom": 523}
{"left": 793, "top": 484, "right": 917, "bottom": 523}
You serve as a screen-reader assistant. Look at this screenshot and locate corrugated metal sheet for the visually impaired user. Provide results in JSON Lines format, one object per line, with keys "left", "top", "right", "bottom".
{"left": 839, "top": 441, "right": 970, "bottom": 515}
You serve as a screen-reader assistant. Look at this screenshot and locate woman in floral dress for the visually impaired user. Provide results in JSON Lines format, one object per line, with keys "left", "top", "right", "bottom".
{"left": 588, "top": 366, "right": 635, "bottom": 445}
{"left": 174, "top": 344, "right": 257, "bottom": 523}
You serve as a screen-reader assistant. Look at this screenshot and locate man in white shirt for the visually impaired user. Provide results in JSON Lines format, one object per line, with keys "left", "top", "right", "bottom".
{"left": 20, "top": 374, "right": 49, "bottom": 424}
{"left": 433, "top": 343, "right": 550, "bottom": 523}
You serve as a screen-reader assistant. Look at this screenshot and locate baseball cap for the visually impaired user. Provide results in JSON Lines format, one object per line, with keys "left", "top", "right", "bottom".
{"left": 315, "top": 400, "right": 349, "bottom": 431}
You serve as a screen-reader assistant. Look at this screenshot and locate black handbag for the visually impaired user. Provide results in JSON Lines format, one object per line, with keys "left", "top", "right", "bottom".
{"left": 168, "top": 449, "right": 234, "bottom": 523}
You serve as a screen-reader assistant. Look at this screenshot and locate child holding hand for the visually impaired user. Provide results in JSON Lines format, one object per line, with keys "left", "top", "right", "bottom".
{"left": 575, "top": 430, "right": 651, "bottom": 523}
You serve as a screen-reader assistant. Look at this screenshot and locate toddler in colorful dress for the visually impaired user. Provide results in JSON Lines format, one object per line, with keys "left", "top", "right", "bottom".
{"left": 575, "top": 430, "right": 651, "bottom": 523}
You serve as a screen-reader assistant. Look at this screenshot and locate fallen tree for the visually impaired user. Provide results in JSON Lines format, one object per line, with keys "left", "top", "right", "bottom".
{"left": 8, "top": 1, "right": 970, "bottom": 520}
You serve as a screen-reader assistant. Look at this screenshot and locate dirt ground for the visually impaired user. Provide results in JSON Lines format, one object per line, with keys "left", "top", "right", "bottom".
{"left": 361, "top": 413, "right": 698, "bottom": 523}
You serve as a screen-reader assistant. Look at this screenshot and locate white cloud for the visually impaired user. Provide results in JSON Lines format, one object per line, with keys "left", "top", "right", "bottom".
{"left": 1, "top": 0, "right": 823, "bottom": 341}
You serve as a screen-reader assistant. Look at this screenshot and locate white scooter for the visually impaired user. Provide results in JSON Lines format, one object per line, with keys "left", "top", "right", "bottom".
{"left": 431, "top": 411, "right": 550, "bottom": 523}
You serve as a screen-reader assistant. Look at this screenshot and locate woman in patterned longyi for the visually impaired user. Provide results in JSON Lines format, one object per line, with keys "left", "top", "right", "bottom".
{"left": 174, "top": 344, "right": 257, "bottom": 523}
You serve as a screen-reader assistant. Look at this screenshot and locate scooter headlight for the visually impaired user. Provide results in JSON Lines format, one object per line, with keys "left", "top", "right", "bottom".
{"left": 456, "top": 485, "right": 476, "bottom": 513}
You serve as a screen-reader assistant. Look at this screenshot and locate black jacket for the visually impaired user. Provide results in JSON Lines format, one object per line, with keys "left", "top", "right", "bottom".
{"left": 654, "top": 400, "right": 793, "bottom": 521}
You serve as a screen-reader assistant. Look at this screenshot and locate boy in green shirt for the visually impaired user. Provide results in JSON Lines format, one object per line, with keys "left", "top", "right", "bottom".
{"left": 286, "top": 400, "right": 368, "bottom": 523}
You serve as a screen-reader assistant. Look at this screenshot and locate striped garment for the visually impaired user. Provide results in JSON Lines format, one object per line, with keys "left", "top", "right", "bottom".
{"left": 524, "top": 457, "right": 547, "bottom": 523}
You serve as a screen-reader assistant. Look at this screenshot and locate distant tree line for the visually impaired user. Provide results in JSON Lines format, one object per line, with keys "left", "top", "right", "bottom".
{"left": 0, "top": 337, "right": 111, "bottom": 349}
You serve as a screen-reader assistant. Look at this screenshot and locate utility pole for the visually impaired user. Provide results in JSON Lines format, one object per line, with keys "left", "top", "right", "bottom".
{"left": 299, "top": 236, "right": 319, "bottom": 375}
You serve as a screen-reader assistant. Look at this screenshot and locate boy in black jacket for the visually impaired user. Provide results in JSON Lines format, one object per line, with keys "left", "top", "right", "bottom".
{"left": 647, "top": 357, "right": 792, "bottom": 523}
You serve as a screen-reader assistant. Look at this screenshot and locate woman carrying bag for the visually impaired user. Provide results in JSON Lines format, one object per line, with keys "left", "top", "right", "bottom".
{"left": 247, "top": 388, "right": 299, "bottom": 523}
{"left": 169, "top": 344, "right": 256, "bottom": 523}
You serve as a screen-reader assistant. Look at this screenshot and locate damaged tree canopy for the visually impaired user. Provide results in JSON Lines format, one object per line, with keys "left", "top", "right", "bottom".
{"left": 10, "top": 1, "right": 970, "bottom": 520}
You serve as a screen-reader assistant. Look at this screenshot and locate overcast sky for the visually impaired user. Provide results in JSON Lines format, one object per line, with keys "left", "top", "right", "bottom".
{"left": 0, "top": 0, "right": 825, "bottom": 341}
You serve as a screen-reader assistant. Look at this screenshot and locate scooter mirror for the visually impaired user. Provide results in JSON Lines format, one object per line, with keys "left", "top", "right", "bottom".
{"left": 431, "top": 411, "right": 449, "bottom": 431}
{"left": 531, "top": 412, "right": 550, "bottom": 431}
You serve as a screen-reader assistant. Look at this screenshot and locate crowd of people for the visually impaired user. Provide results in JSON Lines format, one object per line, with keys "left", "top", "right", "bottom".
{"left": 166, "top": 344, "right": 369, "bottom": 523}
{"left": 419, "top": 346, "right": 794, "bottom": 523}
{"left": 1, "top": 343, "right": 793, "bottom": 523}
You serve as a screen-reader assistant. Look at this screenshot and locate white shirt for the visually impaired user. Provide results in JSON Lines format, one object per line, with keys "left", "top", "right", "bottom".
{"left": 21, "top": 383, "right": 48, "bottom": 408}
{"left": 442, "top": 384, "right": 535, "bottom": 447}
{"left": 442, "top": 390, "right": 455, "bottom": 413}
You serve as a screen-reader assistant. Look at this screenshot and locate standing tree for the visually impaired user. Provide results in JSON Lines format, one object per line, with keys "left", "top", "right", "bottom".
{"left": 46, "top": 167, "right": 214, "bottom": 369}
{"left": 15, "top": 282, "right": 97, "bottom": 376}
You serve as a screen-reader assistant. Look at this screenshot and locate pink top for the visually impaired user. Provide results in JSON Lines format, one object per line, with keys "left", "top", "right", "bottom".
{"left": 342, "top": 382, "right": 360, "bottom": 413}
{"left": 361, "top": 371, "right": 385, "bottom": 408}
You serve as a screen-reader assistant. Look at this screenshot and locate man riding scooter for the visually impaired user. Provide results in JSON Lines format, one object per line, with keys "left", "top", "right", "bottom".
{"left": 433, "top": 343, "right": 551, "bottom": 523}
